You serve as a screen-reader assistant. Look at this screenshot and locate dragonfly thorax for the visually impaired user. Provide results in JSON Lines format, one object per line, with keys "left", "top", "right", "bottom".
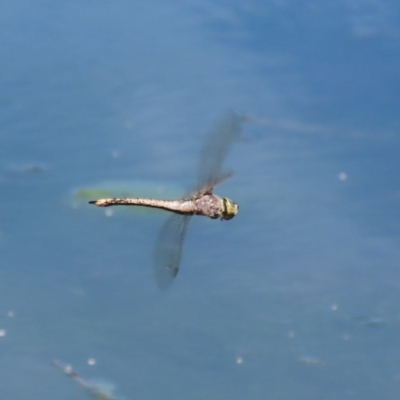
{"left": 193, "top": 193, "right": 238, "bottom": 220}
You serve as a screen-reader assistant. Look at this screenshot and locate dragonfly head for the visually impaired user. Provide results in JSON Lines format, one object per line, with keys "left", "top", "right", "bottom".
{"left": 222, "top": 198, "right": 239, "bottom": 220}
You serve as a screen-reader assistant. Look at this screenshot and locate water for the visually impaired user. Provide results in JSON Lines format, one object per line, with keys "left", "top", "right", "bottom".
{"left": 1, "top": 1, "right": 400, "bottom": 399}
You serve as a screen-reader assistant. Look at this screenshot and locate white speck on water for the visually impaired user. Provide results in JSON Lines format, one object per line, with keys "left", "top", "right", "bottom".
{"left": 65, "top": 364, "right": 73, "bottom": 374}
{"left": 0, "top": 329, "right": 7, "bottom": 337}
{"left": 338, "top": 172, "right": 348, "bottom": 181}
{"left": 87, "top": 358, "right": 97, "bottom": 366}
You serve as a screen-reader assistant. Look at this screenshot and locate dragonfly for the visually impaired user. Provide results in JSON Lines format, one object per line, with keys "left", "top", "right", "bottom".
{"left": 52, "top": 360, "right": 124, "bottom": 400}
{"left": 89, "top": 112, "right": 242, "bottom": 289}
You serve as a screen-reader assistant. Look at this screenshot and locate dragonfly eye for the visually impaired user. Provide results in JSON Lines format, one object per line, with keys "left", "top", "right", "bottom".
{"left": 222, "top": 198, "right": 239, "bottom": 220}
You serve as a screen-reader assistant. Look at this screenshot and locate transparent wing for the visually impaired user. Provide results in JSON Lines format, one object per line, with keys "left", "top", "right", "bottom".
{"left": 154, "top": 213, "right": 192, "bottom": 290}
{"left": 196, "top": 111, "right": 242, "bottom": 193}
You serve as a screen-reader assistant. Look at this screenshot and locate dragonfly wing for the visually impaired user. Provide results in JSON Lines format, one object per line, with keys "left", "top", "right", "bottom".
{"left": 154, "top": 213, "right": 191, "bottom": 290}
{"left": 197, "top": 111, "right": 242, "bottom": 192}
{"left": 197, "top": 171, "right": 234, "bottom": 196}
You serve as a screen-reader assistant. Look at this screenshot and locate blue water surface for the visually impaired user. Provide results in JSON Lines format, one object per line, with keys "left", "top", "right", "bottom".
{"left": 0, "top": 1, "right": 400, "bottom": 399}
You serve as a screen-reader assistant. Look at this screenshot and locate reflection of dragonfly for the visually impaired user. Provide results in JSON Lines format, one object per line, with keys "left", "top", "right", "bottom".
{"left": 90, "top": 112, "right": 242, "bottom": 289}
{"left": 52, "top": 360, "right": 123, "bottom": 400}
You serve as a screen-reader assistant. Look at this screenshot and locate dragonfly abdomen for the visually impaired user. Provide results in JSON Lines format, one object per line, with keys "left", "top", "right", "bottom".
{"left": 89, "top": 197, "right": 196, "bottom": 214}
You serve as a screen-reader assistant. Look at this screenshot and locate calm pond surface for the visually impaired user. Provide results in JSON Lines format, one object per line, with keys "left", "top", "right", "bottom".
{"left": 1, "top": 1, "right": 400, "bottom": 399}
